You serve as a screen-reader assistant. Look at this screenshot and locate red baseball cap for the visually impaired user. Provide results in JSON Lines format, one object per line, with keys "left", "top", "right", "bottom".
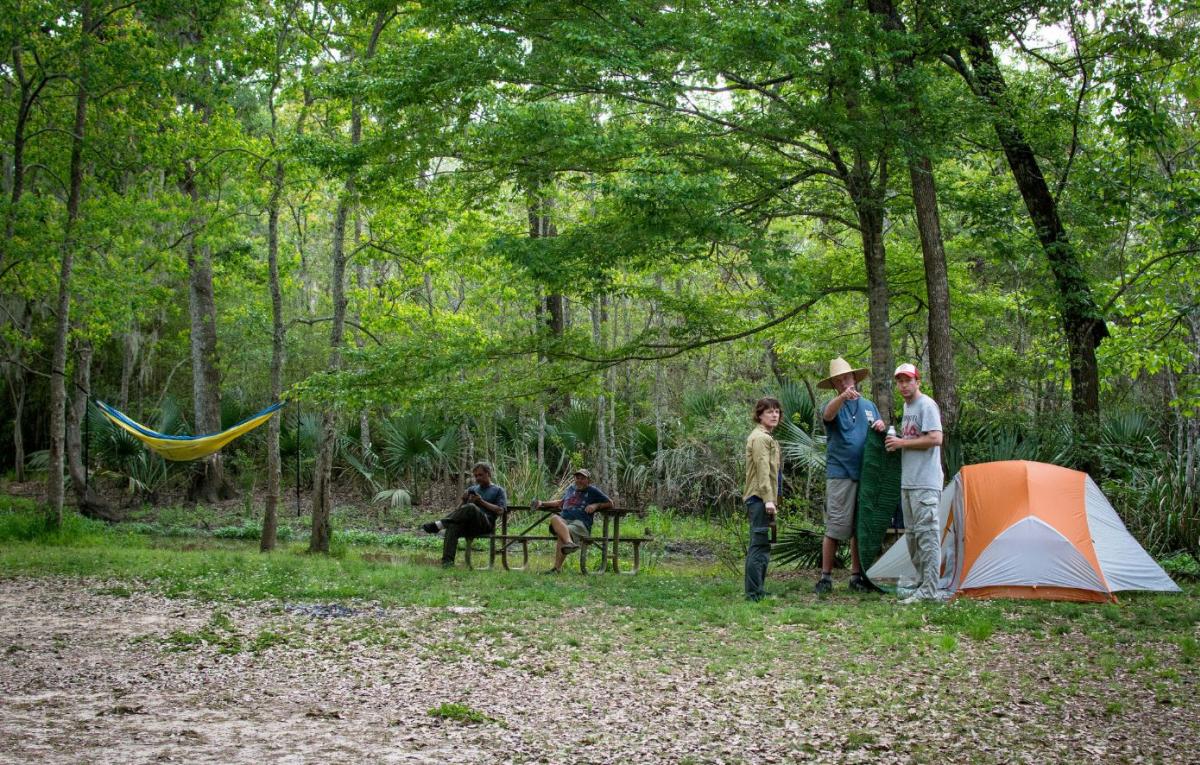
{"left": 893, "top": 363, "right": 920, "bottom": 380}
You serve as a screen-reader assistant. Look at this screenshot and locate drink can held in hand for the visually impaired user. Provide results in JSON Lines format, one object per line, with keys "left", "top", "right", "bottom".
{"left": 887, "top": 426, "right": 896, "bottom": 438}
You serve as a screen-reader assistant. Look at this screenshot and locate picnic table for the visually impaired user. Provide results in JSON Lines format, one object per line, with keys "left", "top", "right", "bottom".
{"left": 461, "top": 504, "right": 652, "bottom": 574}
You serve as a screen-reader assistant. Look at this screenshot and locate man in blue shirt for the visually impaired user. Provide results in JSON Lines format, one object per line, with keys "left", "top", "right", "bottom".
{"left": 532, "top": 469, "right": 613, "bottom": 573}
{"left": 420, "top": 462, "right": 508, "bottom": 568}
{"left": 816, "top": 357, "right": 887, "bottom": 594}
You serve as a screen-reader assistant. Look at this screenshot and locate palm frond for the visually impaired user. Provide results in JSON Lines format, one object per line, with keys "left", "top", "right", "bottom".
{"left": 775, "top": 419, "right": 827, "bottom": 474}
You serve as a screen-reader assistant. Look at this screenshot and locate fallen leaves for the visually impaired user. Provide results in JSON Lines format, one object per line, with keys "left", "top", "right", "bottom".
{"left": 0, "top": 576, "right": 1196, "bottom": 765}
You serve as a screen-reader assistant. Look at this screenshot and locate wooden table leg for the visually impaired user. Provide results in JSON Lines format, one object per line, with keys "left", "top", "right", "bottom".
{"left": 611, "top": 513, "right": 621, "bottom": 574}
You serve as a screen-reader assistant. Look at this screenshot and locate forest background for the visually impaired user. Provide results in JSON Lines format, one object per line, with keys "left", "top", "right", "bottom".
{"left": 1, "top": 0, "right": 1196, "bottom": 561}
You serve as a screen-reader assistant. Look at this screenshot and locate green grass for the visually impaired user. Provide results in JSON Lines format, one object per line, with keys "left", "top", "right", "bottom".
{"left": 427, "top": 702, "right": 499, "bottom": 725}
{"left": 3, "top": 500, "right": 1200, "bottom": 669}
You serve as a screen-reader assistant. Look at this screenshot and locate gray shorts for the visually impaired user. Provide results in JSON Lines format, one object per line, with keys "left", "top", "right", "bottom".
{"left": 824, "top": 478, "right": 859, "bottom": 542}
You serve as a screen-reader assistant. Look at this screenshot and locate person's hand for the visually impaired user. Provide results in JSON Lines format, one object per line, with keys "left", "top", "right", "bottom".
{"left": 765, "top": 502, "right": 777, "bottom": 516}
{"left": 531, "top": 499, "right": 540, "bottom": 510}
{"left": 871, "top": 419, "right": 887, "bottom": 433}
{"left": 884, "top": 435, "right": 902, "bottom": 452}
{"left": 468, "top": 491, "right": 481, "bottom": 506}
{"left": 841, "top": 387, "right": 860, "bottom": 401}
{"left": 585, "top": 504, "right": 596, "bottom": 514}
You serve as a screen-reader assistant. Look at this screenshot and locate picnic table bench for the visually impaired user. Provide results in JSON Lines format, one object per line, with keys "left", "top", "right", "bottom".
{"left": 461, "top": 504, "right": 652, "bottom": 574}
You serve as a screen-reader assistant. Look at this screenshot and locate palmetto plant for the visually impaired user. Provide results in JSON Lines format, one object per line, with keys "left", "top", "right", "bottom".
{"left": 772, "top": 525, "right": 843, "bottom": 569}
{"left": 545, "top": 404, "right": 599, "bottom": 472}
{"left": 87, "top": 400, "right": 179, "bottom": 500}
{"left": 775, "top": 419, "right": 827, "bottom": 475}
{"left": 375, "top": 412, "right": 463, "bottom": 493}
{"left": 280, "top": 411, "right": 319, "bottom": 461}
{"left": 779, "top": 380, "right": 818, "bottom": 433}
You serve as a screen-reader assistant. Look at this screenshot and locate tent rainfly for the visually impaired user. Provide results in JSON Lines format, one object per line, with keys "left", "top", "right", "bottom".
{"left": 867, "top": 460, "right": 1180, "bottom": 602}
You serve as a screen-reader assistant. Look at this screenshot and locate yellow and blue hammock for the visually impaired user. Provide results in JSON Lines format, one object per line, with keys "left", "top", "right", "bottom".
{"left": 94, "top": 400, "right": 284, "bottom": 461}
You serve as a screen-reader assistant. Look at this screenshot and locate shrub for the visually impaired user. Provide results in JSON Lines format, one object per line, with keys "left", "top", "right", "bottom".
{"left": 0, "top": 508, "right": 110, "bottom": 545}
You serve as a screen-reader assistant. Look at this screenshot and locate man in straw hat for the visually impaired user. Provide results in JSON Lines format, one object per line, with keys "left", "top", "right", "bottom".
{"left": 815, "top": 357, "right": 887, "bottom": 594}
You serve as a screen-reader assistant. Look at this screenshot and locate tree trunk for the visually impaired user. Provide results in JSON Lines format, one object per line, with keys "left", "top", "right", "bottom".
{"left": 262, "top": 159, "right": 286, "bottom": 552}
{"left": 118, "top": 327, "right": 138, "bottom": 412}
{"left": 764, "top": 337, "right": 787, "bottom": 388}
{"left": 1186, "top": 311, "right": 1200, "bottom": 494}
{"left": 180, "top": 47, "right": 233, "bottom": 504}
{"left": 354, "top": 212, "right": 371, "bottom": 455}
{"left": 537, "top": 408, "right": 546, "bottom": 476}
{"left": 66, "top": 341, "right": 115, "bottom": 519}
{"left": 309, "top": 192, "right": 349, "bottom": 554}
{"left": 961, "top": 30, "right": 1107, "bottom": 425}
{"left": 909, "top": 156, "right": 959, "bottom": 430}
{"left": 310, "top": 11, "right": 387, "bottom": 553}
{"left": 864, "top": 0, "right": 960, "bottom": 430}
{"left": 528, "top": 189, "right": 568, "bottom": 416}
{"left": 851, "top": 173, "right": 896, "bottom": 418}
{"left": 184, "top": 202, "right": 232, "bottom": 503}
{"left": 3, "top": 300, "right": 31, "bottom": 481}
{"left": 3, "top": 45, "right": 35, "bottom": 270}
{"left": 48, "top": 2, "right": 92, "bottom": 527}
{"left": 591, "top": 296, "right": 608, "bottom": 486}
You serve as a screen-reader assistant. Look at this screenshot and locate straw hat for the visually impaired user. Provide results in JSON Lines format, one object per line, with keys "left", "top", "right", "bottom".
{"left": 817, "top": 357, "right": 869, "bottom": 389}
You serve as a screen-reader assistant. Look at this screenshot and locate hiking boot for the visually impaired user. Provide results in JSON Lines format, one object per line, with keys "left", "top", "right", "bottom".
{"left": 849, "top": 574, "right": 878, "bottom": 593}
{"left": 813, "top": 577, "right": 832, "bottom": 595}
{"left": 420, "top": 522, "right": 439, "bottom": 534}
{"left": 560, "top": 541, "right": 580, "bottom": 553}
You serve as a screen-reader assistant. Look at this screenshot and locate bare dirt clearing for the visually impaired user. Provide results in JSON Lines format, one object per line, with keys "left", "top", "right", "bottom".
{"left": 0, "top": 577, "right": 1196, "bottom": 764}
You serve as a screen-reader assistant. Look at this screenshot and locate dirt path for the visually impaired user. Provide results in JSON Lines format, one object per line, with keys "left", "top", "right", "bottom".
{"left": 1, "top": 577, "right": 1196, "bottom": 764}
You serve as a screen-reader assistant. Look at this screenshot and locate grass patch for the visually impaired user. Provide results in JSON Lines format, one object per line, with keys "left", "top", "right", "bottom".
{"left": 427, "top": 702, "right": 497, "bottom": 725}
{"left": 163, "top": 611, "right": 244, "bottom": 654}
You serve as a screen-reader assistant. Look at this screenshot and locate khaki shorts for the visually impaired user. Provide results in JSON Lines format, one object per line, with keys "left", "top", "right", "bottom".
{"left": 824, "top": 478, "right": 858, "bottom": 542}
{"left": 550, "top": 518, "right": 591, "bottom": 548}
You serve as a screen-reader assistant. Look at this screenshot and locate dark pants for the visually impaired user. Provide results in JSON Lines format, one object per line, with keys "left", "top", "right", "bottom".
{"left": 441, "top": 504, "right": 495, "bottom": 564}
{"left": 744, "top": 496, "right": 771, "bottom": 601}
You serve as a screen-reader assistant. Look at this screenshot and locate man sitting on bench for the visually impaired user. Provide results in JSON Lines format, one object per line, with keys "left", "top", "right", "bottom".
{"left": 531, "top": 469, "right": 613, "bottom": 573}
{"left": 420, "top": 462, "right": 508, "bottom": 568}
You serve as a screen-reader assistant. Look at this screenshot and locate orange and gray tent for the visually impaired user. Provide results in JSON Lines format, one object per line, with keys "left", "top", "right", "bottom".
{"left": 867, "top": 460, "right": 1180, "bottom": 602}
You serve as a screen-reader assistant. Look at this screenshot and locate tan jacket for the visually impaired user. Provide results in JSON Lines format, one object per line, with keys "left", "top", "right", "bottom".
{"left": 743, "top": 425, "right": 781, "bottom": 504}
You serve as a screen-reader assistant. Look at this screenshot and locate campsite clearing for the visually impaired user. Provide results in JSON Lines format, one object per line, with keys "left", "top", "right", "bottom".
{"left": 1, "top": 539, "right": 1197, "bottom": 764}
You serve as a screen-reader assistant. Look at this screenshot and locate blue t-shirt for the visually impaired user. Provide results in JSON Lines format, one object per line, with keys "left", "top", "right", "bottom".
{"left": 823, "top": 397, "right": 879, "bottom": 480}
{"left": 467, "top": 483, "right": 508, "bottom": 523}
{"left": 559, "top": 484, "right": 611, "bottom": 531}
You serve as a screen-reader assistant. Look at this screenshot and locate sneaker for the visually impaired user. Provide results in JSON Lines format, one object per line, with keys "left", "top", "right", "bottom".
{"left": 420, "top": 522, "right": 439, "bottom": 534}
{"left": 560, "top": 541, "right": 580, "bottom": 553}
{"left": 814, "top": 577, "right": 832, "bottom": 595}
{"left": 849, "top": 574, "right": 878, "bottom": 593}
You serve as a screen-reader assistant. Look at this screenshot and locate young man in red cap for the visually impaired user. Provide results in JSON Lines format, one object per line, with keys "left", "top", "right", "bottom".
{"left": 884, "top": 363, "right": 945, "bottom": 604}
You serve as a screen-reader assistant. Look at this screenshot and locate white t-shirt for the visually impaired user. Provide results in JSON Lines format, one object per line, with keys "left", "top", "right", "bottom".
{"left": 900, "top": 393, "right": 943, "bottom": 490}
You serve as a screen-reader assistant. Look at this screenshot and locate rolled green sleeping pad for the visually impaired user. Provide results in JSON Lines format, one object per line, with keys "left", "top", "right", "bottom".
{"left": 856, "top": 429, "right": 902, "bottom": 572}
